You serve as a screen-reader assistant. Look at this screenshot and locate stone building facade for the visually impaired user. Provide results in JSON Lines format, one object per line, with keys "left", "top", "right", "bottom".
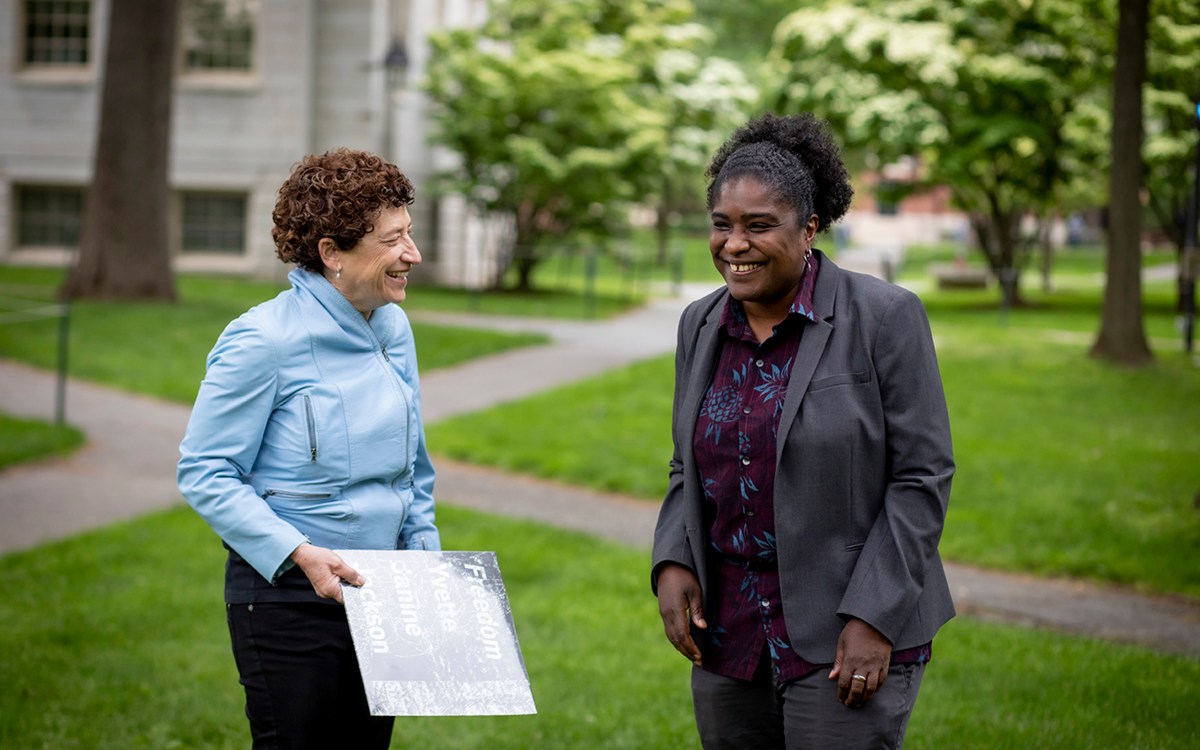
{"left": 0, "top": 0, "right": 502, "bottom": 285}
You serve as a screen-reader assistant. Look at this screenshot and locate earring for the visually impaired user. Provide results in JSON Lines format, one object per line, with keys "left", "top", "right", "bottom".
{"left": 335, "top": 267, "right": 342, "bottom": 280}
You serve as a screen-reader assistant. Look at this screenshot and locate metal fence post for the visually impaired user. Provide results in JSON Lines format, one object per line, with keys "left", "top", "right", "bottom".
{"left": 584, "top": 246, "right": 597, "bottom": 319}
{"left": 55, "top": 302, "right": 70, "bottom": 426}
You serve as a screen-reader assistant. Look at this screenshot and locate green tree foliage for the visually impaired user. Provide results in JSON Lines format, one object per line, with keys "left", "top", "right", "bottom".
{"left": 1144, "top": 0, "right": 1200, "bottom": 254}
{"left": 690, "top": 0, "right": 813, "bottom": 62}
{"left": 423, "top": 0, "right": 751, "bottom": 290}
{"left": 648, "top": 42, "right": 757, "bottom": 263}
{"left": 768, "top": 0, "right": 1116, "bottom": 306}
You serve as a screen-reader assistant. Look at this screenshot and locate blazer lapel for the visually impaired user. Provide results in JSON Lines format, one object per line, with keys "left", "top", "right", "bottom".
{"left": 680, "top": 294, "right": 727, "bottom": 455}
{"left": 776, "top": 251, "right": 839, "bottom": 463}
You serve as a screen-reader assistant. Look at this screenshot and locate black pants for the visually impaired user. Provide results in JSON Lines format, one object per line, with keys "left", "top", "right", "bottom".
{"left": 227, "top": 601, "right": 394, "bottom": 750}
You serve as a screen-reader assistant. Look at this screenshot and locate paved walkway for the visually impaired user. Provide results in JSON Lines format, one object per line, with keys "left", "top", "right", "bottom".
{"left": 1, "top": 278, "right": 1198, "bottom": 659}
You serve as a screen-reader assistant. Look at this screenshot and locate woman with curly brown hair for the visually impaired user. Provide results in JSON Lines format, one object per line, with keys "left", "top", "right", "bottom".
{"left": 652, "top": 113, "right": 955, "bottom": 748}
{"left": 178, "top": 148, "right": 438, "bottom": 749}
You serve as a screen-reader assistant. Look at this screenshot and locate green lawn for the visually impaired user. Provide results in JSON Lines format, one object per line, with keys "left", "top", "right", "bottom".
{"left": 933, "top": 310, "right": 1198, "bottom": 592}
{"left": 427, "top": 355, "right": 676, "bottom": 498}
{"left": 0, "top": 504, "right": 1195, "bottom": 750}
{"left": 0, "top": 412, "right": 84, "bottom": 470}
{"left": 0, "top": 266, "right": 548, "bottom": 404}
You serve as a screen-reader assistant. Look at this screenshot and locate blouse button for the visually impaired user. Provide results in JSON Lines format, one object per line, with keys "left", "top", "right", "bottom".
{"left": 740, "top": 456, "right": 750, "bottom": 466}
{"left": 755, "top": 359, "right": 764, "bottom": 368}
{"left": 742, "top": 406, "right": 752, "bottom": 415}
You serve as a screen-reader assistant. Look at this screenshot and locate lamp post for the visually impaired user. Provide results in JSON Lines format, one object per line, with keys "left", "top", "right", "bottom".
{"left": 380, "top": 39, "right": 409, "bottom": 162}
{"left": 385, "top": 39, "right": 409, "bottom": 82}
{"left": 1181, "top": 99, "right": 1200, "bottom": 353}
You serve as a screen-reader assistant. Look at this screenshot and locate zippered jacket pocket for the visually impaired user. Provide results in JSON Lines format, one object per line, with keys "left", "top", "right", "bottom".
{"left": 302, "top": 394, "right": 318, "bottom": 463}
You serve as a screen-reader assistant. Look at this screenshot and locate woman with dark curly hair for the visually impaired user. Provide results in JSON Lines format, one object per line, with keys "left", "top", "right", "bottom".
{"left": 652, "top": 113, "right": 955, "bottom": 748}
{"left": 178, "top": 148, "right": 438, "bottom": 749}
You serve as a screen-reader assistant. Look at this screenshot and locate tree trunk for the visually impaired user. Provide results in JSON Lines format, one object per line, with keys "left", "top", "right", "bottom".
{"left": 509, "top": 222, "right": 541, "bottom": 292}
{"left": 1092, "top": 0, "right": 1153, "bottom": 365}
{"left": 1038, "top": 216, "right": 1054, "bottom": 294}
{"left": 512, "top": 256, "right": 538, "bottom": 293}
{"left": 655, "top": 177, "right": 672, "bottom": 266}
{"left": 972, "top": 211, "right": 1025, "bottom": 307}
{"left": 62, "top": 0, "right": 180, "bottom": 301}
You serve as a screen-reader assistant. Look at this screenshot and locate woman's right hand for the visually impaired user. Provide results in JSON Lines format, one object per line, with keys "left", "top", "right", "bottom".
{"left": 290, "top": 543, "right": 364, "bottom": 603}
{"left": 656, "top": 563, "right": 707, "bottom": 666}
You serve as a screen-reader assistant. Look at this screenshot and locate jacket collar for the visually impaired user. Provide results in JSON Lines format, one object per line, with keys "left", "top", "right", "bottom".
{"left": 288, "top": 267, "right": 395, "bottom": 344}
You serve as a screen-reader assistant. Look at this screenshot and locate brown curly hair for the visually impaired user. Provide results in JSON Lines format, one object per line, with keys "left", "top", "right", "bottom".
{"left": 272, "top": 149, "right": 415, "bottom": 272}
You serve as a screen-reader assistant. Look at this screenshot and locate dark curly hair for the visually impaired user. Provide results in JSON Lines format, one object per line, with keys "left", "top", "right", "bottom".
{"left": 272, "top": 148, "right": 415, "bottom": 272}
{"left": 706, "top": 112, "right": 853, "bottom": 233}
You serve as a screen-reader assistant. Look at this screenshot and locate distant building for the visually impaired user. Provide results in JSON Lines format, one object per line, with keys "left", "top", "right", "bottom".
{"left": 844, "top": 156, "right": 969, "bottom": 251}
{"left": 0, "top": 0, "right": 504, "bottom": 285}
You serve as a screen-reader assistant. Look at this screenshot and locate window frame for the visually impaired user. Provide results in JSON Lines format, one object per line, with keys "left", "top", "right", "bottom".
{"left": 177, "top": 0, "right": 261, "bottom": 88}
{"left": 177, "top": 189, "right": 250, "bottom": 257}
{"left": 16, "top": 0, "right": 97, "bottom": 84}
{"left": 13, "top": 183, "right": 86, "bottom": 252}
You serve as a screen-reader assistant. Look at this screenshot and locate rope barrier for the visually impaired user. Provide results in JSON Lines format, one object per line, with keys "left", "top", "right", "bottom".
{"left": 0, "top": 303, "right": 67, "bottom": 325}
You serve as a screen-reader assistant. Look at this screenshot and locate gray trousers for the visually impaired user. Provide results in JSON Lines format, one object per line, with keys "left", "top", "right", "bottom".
{"left": 691, "top": 657, "right": 926, "bottom": 749}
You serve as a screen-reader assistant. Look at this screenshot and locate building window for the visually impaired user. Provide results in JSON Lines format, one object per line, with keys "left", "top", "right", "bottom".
{"left": 182, "top": 0, "right": 257, "bottom": 72}
{"left": 181, "top": 192, "right": 247, "bottom": 254}
{"left": 23, "top": 0, "right": 91, "bottom": 66}
{"left": 16, "top": 185, "right": 85, "bottom": 248}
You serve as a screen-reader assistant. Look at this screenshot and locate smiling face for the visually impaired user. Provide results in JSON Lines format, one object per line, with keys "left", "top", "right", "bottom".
{"left": 710, "top": 177, "right": 818, "bottom": 324}
{"left": 320, "top": 205, "right": 420, "bottom": 315}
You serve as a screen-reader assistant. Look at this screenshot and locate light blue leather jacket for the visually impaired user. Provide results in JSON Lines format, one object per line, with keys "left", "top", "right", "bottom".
{"left": 178, "top": 267, "right": 440, "bottom": 583}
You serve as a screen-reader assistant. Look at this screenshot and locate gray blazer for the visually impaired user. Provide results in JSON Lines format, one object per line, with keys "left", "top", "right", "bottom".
{"left": 652, "top": 251, "right": 955, "bottom": 663}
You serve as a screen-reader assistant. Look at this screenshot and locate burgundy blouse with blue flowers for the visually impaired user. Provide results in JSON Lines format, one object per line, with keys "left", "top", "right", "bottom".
{"left": 693, "top": 254, "right": 930, "bottom": 683}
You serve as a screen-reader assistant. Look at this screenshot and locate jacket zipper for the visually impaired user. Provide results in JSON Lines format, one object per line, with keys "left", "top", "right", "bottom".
{"left": 370, "top": 337, "right": 410, "bottom": 462}
{"left": 263, "top": 489, "right": 330, "bottom": 499}
{"left": 303, "top": 394, "right": 317, "bottom": 463}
